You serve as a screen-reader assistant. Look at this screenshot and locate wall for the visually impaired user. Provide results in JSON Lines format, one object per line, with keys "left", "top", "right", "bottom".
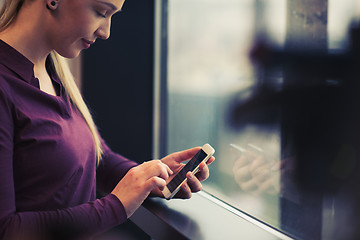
{"left": 81, "top": 1, "right": 155, "bottom": 239}
{"left": 82, "top": 0, "right": 155, "bottom": 162}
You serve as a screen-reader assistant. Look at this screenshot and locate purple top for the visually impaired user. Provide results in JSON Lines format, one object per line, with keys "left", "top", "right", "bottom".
{"left": 0, "top": 40, "right": 138, "bottom": 239}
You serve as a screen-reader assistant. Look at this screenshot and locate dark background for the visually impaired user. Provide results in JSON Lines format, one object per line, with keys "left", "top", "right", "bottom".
{"left": 83, "top": 0, "right": 154, "bottom": 163}
{"left": 82, "top": 1, "right": 155, "bottom": 239}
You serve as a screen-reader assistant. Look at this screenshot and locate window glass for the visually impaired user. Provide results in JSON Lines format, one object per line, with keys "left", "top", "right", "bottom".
{"left": 166, "top": 0, "right": 360, "bottom": 239}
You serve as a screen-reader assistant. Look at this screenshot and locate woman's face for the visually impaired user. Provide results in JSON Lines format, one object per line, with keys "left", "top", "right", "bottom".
{"left": 49, "top": 0, "right": 125, "bottom": 58}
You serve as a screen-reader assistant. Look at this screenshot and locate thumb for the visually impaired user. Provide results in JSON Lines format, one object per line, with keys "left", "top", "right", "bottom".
{"left": 172, "top": 147, "right": 202, "bottom": 163}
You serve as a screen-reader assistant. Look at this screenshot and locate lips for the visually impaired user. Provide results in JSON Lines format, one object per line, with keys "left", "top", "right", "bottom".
{"left": 81, "top": 39, "right": 95, "bottom": 49}
{"left": 83, "top": 39, "right": 95, "bottom": 45}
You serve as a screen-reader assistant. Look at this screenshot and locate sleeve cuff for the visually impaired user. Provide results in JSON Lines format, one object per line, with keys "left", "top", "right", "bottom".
{"left": 104, "top": 193, "right": 128, "bottom": 223}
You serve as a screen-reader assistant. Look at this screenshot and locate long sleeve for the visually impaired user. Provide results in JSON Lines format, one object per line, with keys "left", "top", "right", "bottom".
{"left": 0, "top": 83, "right": 16, "bottom": 239}
{"left": 0, "top": 87, "right": 128, "bottom": 239}
{"left": 96, "top": 140, "right": 139, "bottom": 195}
{"left": 0, "top": 39, "right": 141, "bottom": 239}
{"left": 2, "top": 195, "right": 127, "bottom": 240}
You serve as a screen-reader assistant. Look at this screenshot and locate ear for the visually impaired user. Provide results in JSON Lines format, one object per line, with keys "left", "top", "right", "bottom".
{"left": 46, "top": 0, "right": 59, "bottom": 10}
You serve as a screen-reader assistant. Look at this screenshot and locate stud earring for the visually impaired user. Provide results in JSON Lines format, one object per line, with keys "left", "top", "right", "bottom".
{"left": 46, "top": 1, "right": 57, "bottom": 10}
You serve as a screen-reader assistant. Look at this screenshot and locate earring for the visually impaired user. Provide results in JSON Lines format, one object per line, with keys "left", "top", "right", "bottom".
{"left": 46, "top": 1, "right": 57, "bottom": 10}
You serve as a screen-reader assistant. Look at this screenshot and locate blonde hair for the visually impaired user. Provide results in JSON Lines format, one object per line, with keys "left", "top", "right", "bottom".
{"left": 0, "top": 0, "right": 103, "bottom": 163}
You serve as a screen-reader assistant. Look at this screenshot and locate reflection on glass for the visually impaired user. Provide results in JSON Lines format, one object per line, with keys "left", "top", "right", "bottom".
{"left": 166, "top": 0, "right": 360, "bottom": 239}
{"left": 231, "top": 143, "right": 280, "bottom": 196}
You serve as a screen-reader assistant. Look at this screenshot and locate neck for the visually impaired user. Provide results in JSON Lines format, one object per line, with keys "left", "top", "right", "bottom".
{"left": 0, "top": 1, "right": 52, "bottom": 68}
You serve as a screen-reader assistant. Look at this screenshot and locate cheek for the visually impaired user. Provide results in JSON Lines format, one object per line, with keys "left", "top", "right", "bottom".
{"left": 61, "top": 11, "right": 95, "bottom": 38}
{"left": 69, "top": 18, "right": 94, "bottom": 38}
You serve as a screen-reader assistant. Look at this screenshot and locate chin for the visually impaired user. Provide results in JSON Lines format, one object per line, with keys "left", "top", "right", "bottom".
{"left": 57, "top": 50, "right": 81, "bottom": 59}
{"left": 55, "top": 45, "right": 82, "bottom": 59}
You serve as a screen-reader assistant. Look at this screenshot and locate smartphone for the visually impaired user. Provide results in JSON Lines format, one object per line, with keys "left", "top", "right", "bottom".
{"left": 162, "top": 143, "right": 215, "bottom": 199}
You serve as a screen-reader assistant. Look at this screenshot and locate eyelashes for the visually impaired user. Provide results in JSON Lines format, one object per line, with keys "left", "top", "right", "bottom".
{"left": 96, "top": 11, "right": 107, "bottom": 18}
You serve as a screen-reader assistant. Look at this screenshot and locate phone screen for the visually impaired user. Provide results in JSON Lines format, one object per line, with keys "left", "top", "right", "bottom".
{"left": 166, "top": 149, "right": 207, "bottom": 192}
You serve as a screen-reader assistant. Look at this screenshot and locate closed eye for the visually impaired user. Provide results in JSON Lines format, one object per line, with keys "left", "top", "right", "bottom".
{"left": 96, "top": 11, "right": 107, "bottom": 18}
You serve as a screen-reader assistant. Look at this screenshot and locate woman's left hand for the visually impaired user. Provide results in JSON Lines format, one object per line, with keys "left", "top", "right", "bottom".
{"left": 151, "top": 146, "right": 215, "bottom": 199}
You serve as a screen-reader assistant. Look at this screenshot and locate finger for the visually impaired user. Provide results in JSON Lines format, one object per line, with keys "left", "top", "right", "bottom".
{"left": 206, "top": 156, "right": 215, "bottom": 166}
{"left": 175, "top": 182, "right": 192, "bottom": 199}
{"left": 249, "top": 157, "right": 264, "bottom": 172}
{"left": 234, "top": 165, "right": 252, "bottom": 183}
{"left": 186, "top": 172, "right": 203, "bottom": 192}
{"left": 233, "top": 157, "right": 248, "bottom": 170}
{"left": 162, "top": 162, "right": 174, "bottom": 177}
{"left": 158, "top": 164, "right": 173, "bottom": 180}
{"left": 145, "top": 176, "right": 167, "bottom": 192}
{"left": 170, "top": 147, "right": 202, "bottom": 163}
{"left": 240, "top": 179, "right": 257, "bottom": 192}
{"left": 194, "top": 162, "right": 210, "bottom": 182}
{"left": 148, "top": 160, "right": 173, "bottom": 180}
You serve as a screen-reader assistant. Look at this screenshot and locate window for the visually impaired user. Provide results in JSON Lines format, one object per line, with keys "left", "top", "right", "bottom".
{"left": 154, "top": 0, "right": 360, "bottom": 239}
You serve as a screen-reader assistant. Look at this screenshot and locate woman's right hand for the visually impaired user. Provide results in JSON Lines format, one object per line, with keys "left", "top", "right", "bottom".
{"left": 111, "top": 160, "right": 173, "bottom": 218}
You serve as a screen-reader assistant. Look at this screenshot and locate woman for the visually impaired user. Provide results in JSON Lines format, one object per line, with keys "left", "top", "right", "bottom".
{"left": 0, "top": 0, "right": 214, "bottom": 239}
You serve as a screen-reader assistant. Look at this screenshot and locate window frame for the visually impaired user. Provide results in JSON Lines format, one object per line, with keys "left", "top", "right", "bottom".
{"left": 130, "top": 192, "right": 294, "bottom": 240}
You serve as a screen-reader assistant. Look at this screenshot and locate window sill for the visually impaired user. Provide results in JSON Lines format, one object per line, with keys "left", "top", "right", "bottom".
{"left": 130, "top": 191, "right": 293, "bottom": 240}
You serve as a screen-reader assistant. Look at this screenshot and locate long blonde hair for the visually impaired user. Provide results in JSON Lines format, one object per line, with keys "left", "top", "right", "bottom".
{"left": 0, "top": 0, "right": 103, "bottom": 163}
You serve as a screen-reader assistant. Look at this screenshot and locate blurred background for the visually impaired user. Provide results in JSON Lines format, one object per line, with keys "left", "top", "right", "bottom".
{"left": 81, "top": 0, "right": 360, "bottom": 239}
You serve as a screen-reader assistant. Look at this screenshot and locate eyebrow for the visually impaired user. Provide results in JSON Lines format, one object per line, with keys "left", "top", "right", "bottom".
{"left": 96, "top": 1, "right": 119, "bottom": 12}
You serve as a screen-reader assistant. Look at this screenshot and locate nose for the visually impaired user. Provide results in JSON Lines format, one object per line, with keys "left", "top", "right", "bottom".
{"left": 96, "top": 19, "right": 111, "bottom": 40}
